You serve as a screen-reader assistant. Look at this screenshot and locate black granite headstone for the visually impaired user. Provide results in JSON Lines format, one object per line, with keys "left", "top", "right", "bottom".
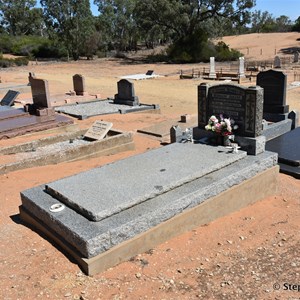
{"left": 198, "top": 83, "right": 263, "bottom": 138}
{"left": 266, "top": 127, "right": 300, "bottom": 178}
{"left": 0, "top": 90, "right": 20, "bottom": 106}
{"left": 114, "top": 79, "right": 139, "bottom": 106}
{"left": 257, "top": 70, "right": 289, "bottom": 115}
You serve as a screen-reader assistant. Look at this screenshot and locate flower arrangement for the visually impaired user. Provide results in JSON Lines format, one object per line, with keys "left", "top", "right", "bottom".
{"left": 205, "top": 114, "right": 238, "bottom": 136}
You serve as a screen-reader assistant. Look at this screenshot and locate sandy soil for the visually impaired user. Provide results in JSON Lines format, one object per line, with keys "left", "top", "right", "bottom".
{"left": 1, "top": 32, "right": 300, "bottom": 300}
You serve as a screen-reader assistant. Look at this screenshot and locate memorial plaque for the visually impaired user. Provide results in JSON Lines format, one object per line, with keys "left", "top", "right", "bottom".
{"left": 0, "top": 90, "right": 20, "bottom": 106}
{"left": 257, "top": 69, "right": 289, "bottom": 114}
{"left": 84, "top": 121, "right": 113, "bottom": 140}
{"left": 198, "top": 83, "right": 263, "bottom": 137}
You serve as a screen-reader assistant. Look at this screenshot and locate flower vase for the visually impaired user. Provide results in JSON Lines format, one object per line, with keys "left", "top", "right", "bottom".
{"left": 223, "top": 135, "right": 231, "bottom": 146}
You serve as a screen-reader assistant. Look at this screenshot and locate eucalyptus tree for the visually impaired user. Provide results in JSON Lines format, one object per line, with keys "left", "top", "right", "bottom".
{"left": 40, "top": 0, "right": 96, "bottom": 60}
{"left": 94, "top": 0, "right": 139, "bottom": 51}
{"left": 0, "top": 0, "right": 43, "bottom": 35}
{"left": 134, "top": 0, "right": 255, "bottom": 61}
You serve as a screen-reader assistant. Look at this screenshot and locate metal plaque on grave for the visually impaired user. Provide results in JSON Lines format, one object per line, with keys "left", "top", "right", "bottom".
{"left": 256, "top": 69, "right": 289, "bottom": 114}
{"left": 198, "top": 83, "right": 263, "bottom": 137}
{"left": 0, "top": 90, "right": 20, "bottom": 106}
{"left": 84, "top": 121, "right": 113, "bottom": 140}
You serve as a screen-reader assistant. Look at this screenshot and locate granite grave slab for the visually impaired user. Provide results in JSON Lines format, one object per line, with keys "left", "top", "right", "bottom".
{"left": 44, "top": 143, "right": 247, "bottom": 222}
{"left": 20, "top": 146, "right": 277, "bottom": 261}
{"left": 55, "top": 100, "right": 159, "bottom": 119}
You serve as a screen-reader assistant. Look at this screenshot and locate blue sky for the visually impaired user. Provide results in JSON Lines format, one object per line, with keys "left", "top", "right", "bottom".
{"left": 253, "top": 0, "right": 299, "bottom": 21}
{"left": 89, "top": 0, "right": 299, "bottom": 21}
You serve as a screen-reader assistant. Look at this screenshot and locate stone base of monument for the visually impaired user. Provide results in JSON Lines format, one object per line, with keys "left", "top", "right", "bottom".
{"left": 0, "top": 129, "right": 134, "bottom": 174}
{"left": 262, "top": 119, "right": 292, "bottom": 141}
{"left": 0, "top": 107, "right": 73, "bottom": 140}
{"left": 20, "top": 143, "right": 278, "bottom": 275}
{"left": 55, "top": 100, "right": 160, "bottom": 120}
{"left": 193, "top": 127, "right": 265, "bottom": 155}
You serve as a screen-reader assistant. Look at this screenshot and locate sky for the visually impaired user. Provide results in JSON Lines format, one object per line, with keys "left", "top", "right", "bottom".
{"left": 89, "top": 0, "right": 299, "bottom": 21}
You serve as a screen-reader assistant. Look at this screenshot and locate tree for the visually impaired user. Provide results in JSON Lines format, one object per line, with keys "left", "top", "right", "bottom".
{"left": 41, "top": 0, "right": 96, "bottom": 60}
{"left": 250, "top": 10, "right": 274, "bottom": 33}
{"left": 275, "top": 15, "right": 292, "bottom": 32}
{"left": 94, "top": 0, "right": 139, "bottom": 51}
{"left": 135, "top": 0, "right": 255, "bottom": 40}
{"left": 292, "top": 16, "right": 300, "bottom": 32}
{"left": 0, "top": 0, "right": 44, "bottom": 35}
{"left": 134, "top": 0, "right": 255, "bottom": 62}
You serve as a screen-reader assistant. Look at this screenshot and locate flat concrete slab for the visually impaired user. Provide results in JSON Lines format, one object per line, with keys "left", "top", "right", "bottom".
{"left": 20, "top": 148, "right": 278, "bottom": 261}
{"left": 55, "top": 100, "right": 159, "bottom": 119}
{"left": 45, "top": 143, "right": 247, "bottom": 222}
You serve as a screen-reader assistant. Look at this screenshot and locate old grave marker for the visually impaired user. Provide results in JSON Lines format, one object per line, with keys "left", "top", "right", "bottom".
{"left": 84, "top": 120, "right": 113, "bottom": 140}
{"left": 73, "top": 74, "right": 86, "bottom": 96}
{"left": 28, "top": 73, "right": 51, "bottom": 108}
{"left": 114, "top": 79, "right": 139, "bottom": 106}
{"left": 0, "top": 90, "right": 20, "bottom": 106}
{"left": 198, "top": 83, "right": 263, "bottom": 137}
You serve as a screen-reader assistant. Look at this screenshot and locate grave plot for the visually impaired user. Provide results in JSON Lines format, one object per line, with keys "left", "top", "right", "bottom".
{"left": 266, "top": 127, "right": 300, "bottom": 179}
{"left": 0, "top": 125, "right": 134, "bottom": 174}
{"left": 55, "top": 79, "right": 159, "bottom": 119}
{"left": 20, "top": 142, "right": 278, "bottom": 275}
{"left": 0, "top": 74, "right": 73, "bottom": 139}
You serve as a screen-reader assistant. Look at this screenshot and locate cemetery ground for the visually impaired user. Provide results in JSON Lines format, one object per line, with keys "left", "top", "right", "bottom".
{"left": 1, "top": 32, "right": 300, "bottom": 299}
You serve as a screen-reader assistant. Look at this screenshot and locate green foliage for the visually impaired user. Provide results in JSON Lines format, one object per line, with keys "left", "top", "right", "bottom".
{"left": 95, "top": 0, "right": 139, "bottom": 51}
{"left": 0, "top": 57, "right": 29, "bottom": 68}
{"left": 0, "top": 1, "right": 44, "bottom": 36}
{"left": 215, "top": 41, "right": 242, "bottom": 61}
{"left": 41, "top": 0, "right": 96, "bottom": 60}
{"left": 292, "top": 17, "right": 300, "bottom": 32}
{"left": 0, "top": 34, "right": 51, "bottom": 56}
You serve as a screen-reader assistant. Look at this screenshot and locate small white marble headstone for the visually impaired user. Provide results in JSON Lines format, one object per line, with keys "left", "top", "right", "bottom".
{"left": 84, "top": 121, "right": 113, "bottom": 140}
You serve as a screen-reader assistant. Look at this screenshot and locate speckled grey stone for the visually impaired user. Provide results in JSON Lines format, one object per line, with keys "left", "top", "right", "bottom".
{"left": 20, "top": 150, "right": 277, "bottom": 258}
{"left": 262, "top": 119, "right": 292, "bottom": 141}
{"left": 55, "top": 100, "right": 158, "bottom": 119}
{"left": 45, "top": 143, "right": 246, "bottom": 221}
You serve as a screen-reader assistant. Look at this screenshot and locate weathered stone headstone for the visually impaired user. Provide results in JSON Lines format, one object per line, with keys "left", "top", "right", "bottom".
{"left": 114, "top": 79, "right": 139, "bottom": 106}
{"left": 84, "top": 121, "right": 113, "bottom": 140}
{"left": 209, "top": 57, "right": 216, "bottom": 79}
{"left": 274, "top": 56, "right": 281, "bottom": 68}
{"left": 198, "top": 83, "right": 263, "bottom": 137}
{"left": 0, "top": 90, "right": 20, "bottom": 106}
{"left": 26, "top": 73, "right": 55, "bottom": 117}
{"left": 238, "top": 57, "right": 245, "bottom": 78}
{"left": 73, "top": 74, "right": 86, "bottom": 96}
{"left": 294, "top": 51, "right": 299, "bottom": 63}
{"left": 29, "top": 73, "right": 51, "bottom": 109}
{"left": 256, "top": 69, "right": 289, "bottom": 117}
